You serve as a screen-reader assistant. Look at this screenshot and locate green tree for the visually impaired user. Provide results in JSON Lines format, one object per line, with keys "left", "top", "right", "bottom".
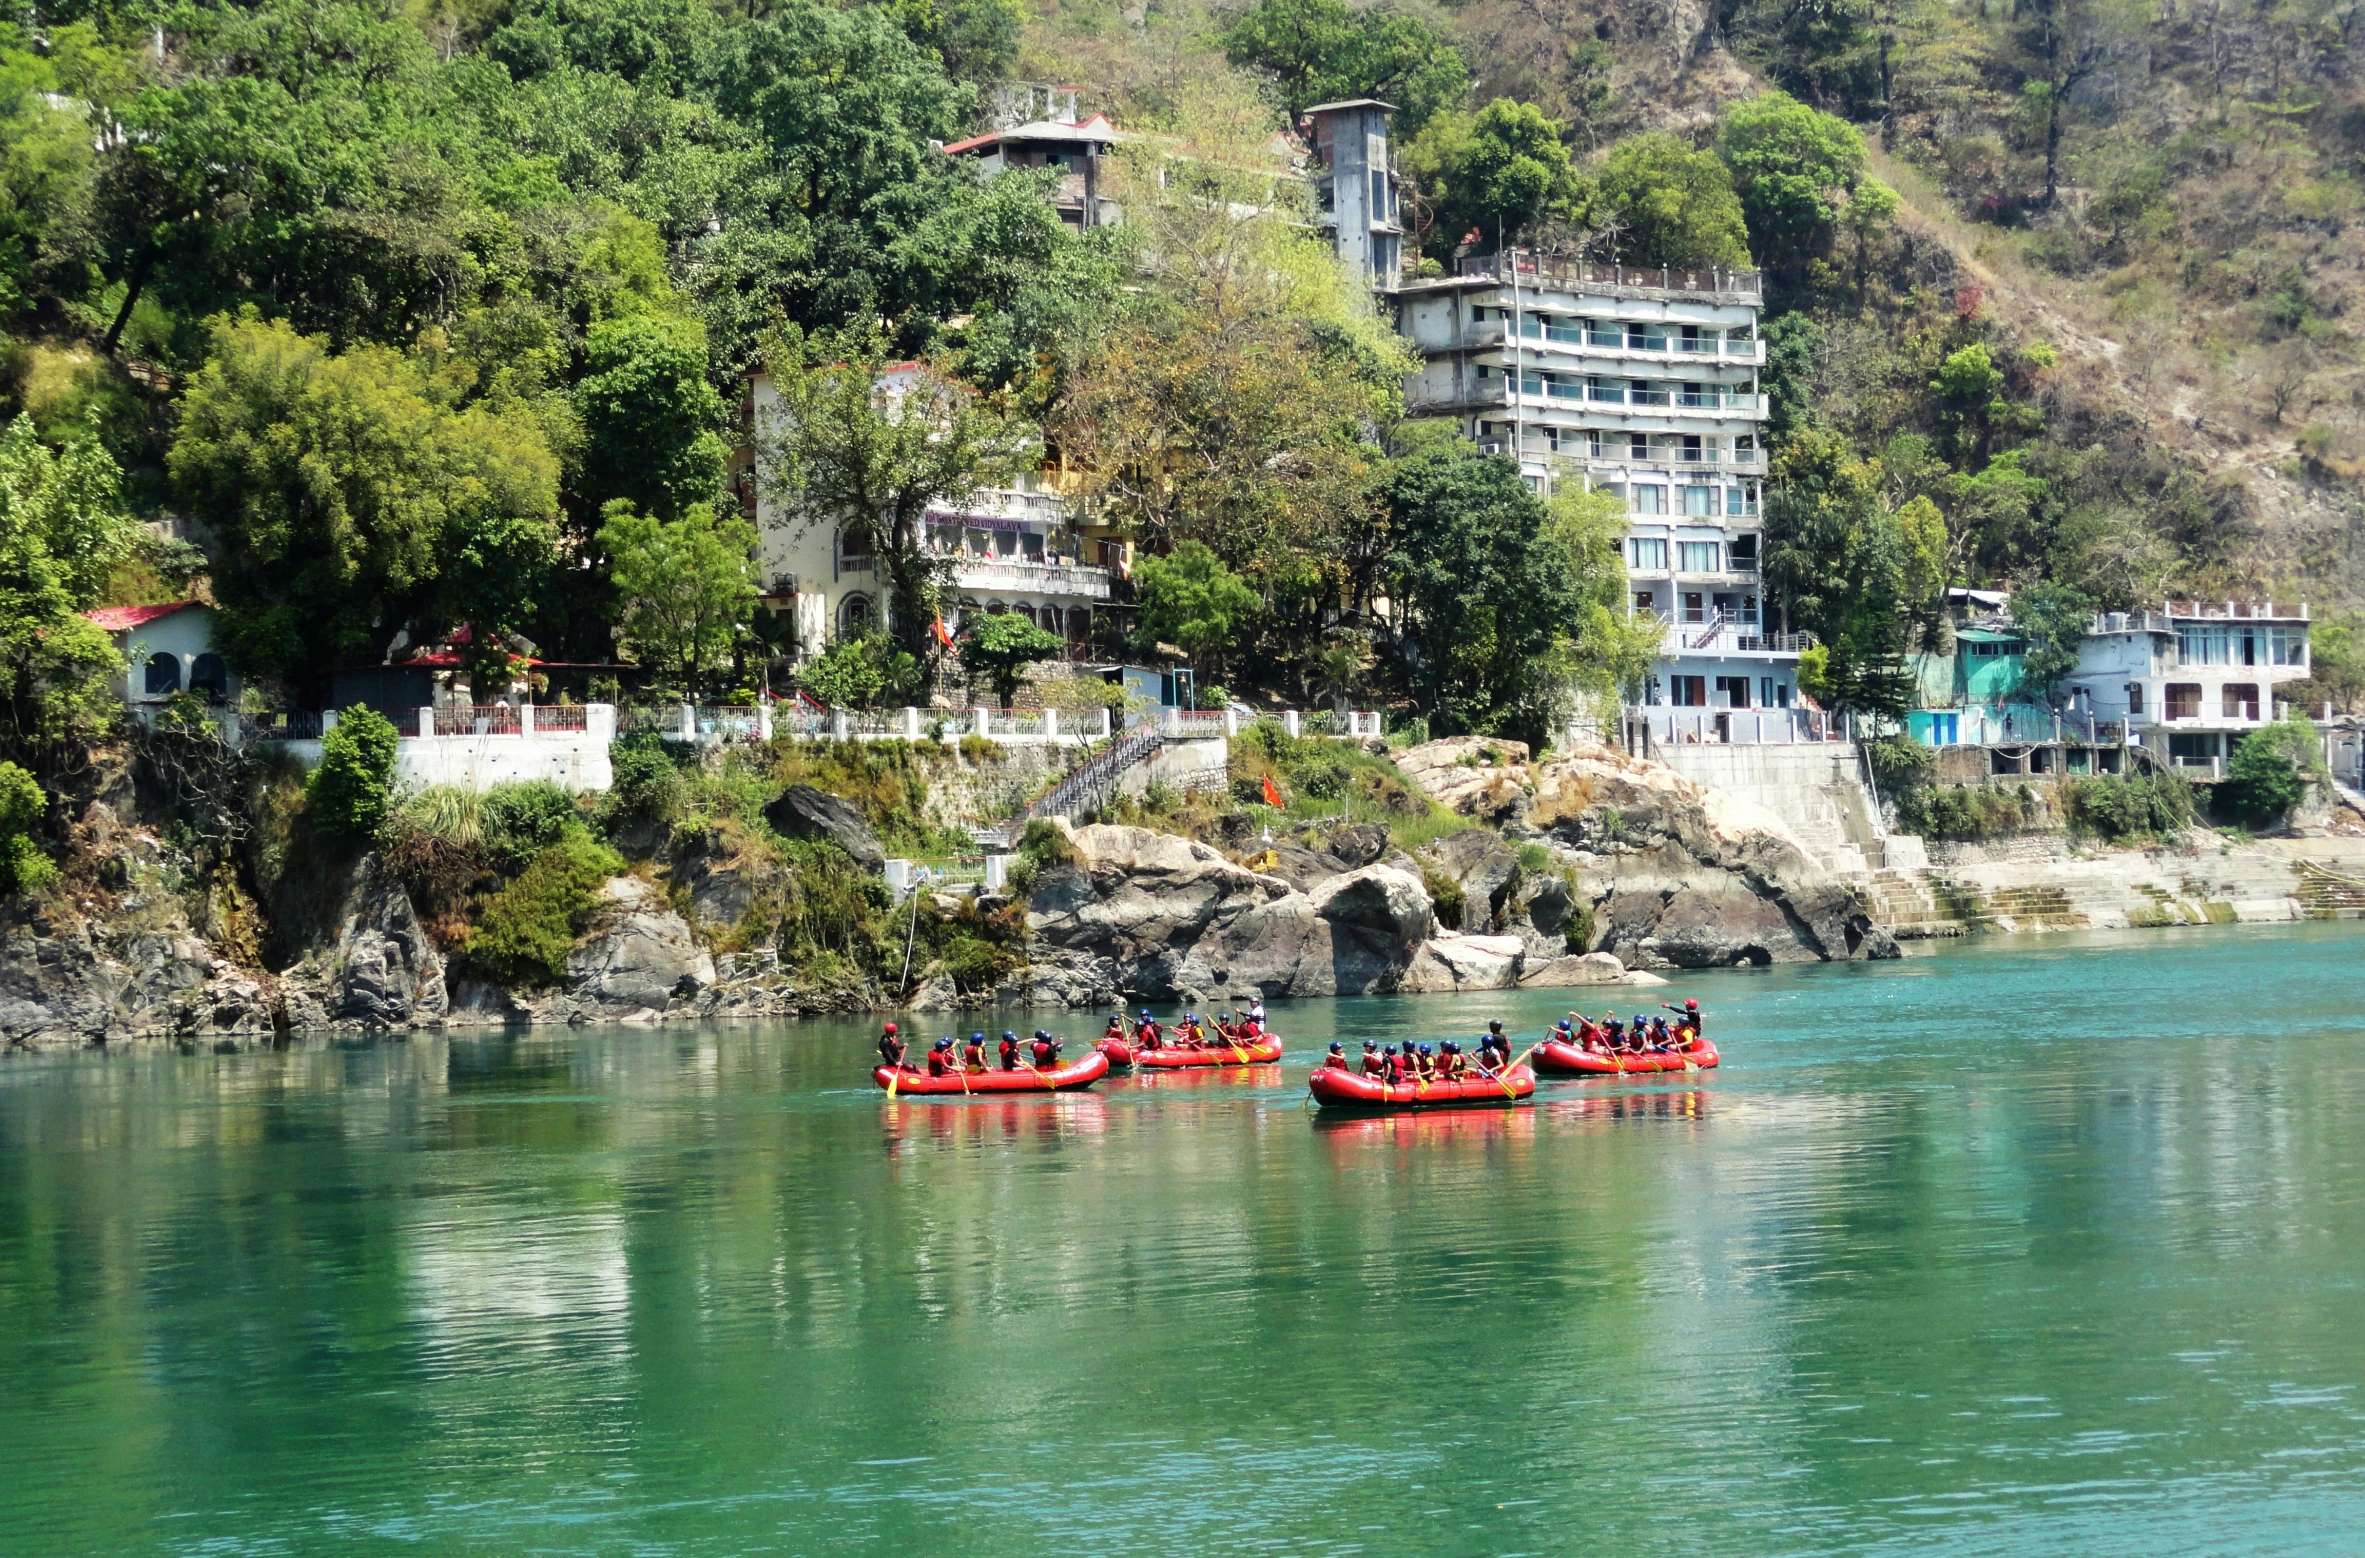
{"left": 309, "top": 705, "right": 400, "bottom": 840}
{"left": 0, "top": 22, "right": 103, "bottom": 323}
{"left": 169, "top": 316, "right": 562, "bottom": 696}
{"left": 1219, "top": 0, "right": 1470, "bottom": 133}
{"left": 0, "top": 414, "right": 130, "bottom": 764}
{"left": 1718, "top": 92, "right": 1897, "bottom": 275}
{"left": 959, "top": 610, "right": 1064, "bottom": 711}
{"left": 1381, "top": 444, "right": 1588, "bottom": 747}
{"left": 0, "top": 759, "right": 56, "bottom": 896}
{"left": 759, "top": 345, "right": 1035, "bottom": 662}
{"left": 574, "top": 310, "right": 728, "bottom": 519}
{"left": 2219, "top": 717, "right": 2318, "bottom": 823}
{"left": 1594, "top": 133, "right": 1751, "bottom": 269}
{"left": 2010, "top": 581, "right": 2093, "bottom": 700}
{"left": 799, "top": 629, "right": 921, "bottom": 710}
{"left": 1546, "top": 485, "right": 1660, "bottom": 703}
{"left": 1402, "top": 99, "right": 1590, "bottom": 259}
{"left": 597, "top": 500, "right": 758, "bottom": 699}
{"left": 1764, "top": 429, "right": 1935, "bottom": 717}
{"left": 1133, "top": 540, "right": 1260, "bottom": 682}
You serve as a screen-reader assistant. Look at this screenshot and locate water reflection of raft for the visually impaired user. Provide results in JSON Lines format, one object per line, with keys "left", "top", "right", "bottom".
{"left": 1134, "top": 1037, "right": 1283, "bottom": 1068}
{"left": 872, "top": 1049, "right": 1110, "bottom": 1094}
{"left": 1306, "top": 1063, "right": 1535, "bottom": 1110}
{"left": 1532, "top": 1038, "right": 1718, "bottom": 1076}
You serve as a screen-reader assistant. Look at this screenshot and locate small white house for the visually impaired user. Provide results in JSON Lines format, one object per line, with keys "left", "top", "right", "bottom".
{"left": 84, "top": 601, "right": 239, "bottom": 707}
{"left": 2066, "top": 601, "right": 2311, "bottom": 769}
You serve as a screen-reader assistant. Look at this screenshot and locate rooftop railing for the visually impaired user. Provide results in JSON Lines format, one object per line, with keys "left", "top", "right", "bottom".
{"left": 1456, "top": 252, "right": 1762, "bottom": 299}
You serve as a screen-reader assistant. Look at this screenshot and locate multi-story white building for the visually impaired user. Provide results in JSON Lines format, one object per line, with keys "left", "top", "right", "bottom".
{"left": 743, "top": 365, "right": 1113, "bottom": 663}
{"left": 2065, "top": 601, "right": 2312, "bottom": 772}
{"left": 1392, "top": 252, "right": 1804, "bottom": 722}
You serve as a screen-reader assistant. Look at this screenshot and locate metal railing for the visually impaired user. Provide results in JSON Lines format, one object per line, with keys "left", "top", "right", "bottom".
{"left": 433, "top": 705, "right": 521, "bottom": 737}
{"left": 1457, "top": 252, "right": 1763, "bottom": 298}
{"left": 239, "top": 710, "right": 324, "bottom": 742}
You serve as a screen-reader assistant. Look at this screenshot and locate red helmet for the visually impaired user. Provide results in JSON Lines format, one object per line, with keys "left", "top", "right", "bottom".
{"left": 1684, "top": 1000, "right": 1698, "bottom": 1010}
{"left": 883, "top": 1022, "right": 899, "bottom": 1034}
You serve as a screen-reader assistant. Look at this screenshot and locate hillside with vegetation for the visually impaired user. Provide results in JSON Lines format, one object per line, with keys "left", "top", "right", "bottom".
{"left": 2, "top": 0, "right": 2362, "bottom": 977}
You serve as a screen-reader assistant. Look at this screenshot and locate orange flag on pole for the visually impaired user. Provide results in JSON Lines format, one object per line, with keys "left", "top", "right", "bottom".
{"left": 1261, "top": 775, "right": 1284, "bottom": 808}
{"left": 933, "top": 615, "right": 954, "bottom": 649}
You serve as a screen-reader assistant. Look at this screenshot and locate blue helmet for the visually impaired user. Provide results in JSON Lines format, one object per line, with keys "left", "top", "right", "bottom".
{"left": 1420, "top": 1043, "right": 1433, "bottom": 1055}
{"left": 1328, "top": 1042, "right": 1343, "bottom": 1053}
{"left": 970, "top": 1031, "right": 985, "bottom": 1042}
{"left": 1140, "top": 1008, "right": 1153, "bottom": 1018}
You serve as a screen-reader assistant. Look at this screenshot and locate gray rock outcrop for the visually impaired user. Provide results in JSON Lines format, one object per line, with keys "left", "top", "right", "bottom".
{"left": 562, "top": 877, "right": 716, "bottom": 1014}
{"left": 278, "top": 854, "right": 447, "bottom": 1030}
{"left": 763, "top": 785, "right": 886, "bottom": 871}
{"left": 1394, "top": 736, "right": 1897, "bottom": 968}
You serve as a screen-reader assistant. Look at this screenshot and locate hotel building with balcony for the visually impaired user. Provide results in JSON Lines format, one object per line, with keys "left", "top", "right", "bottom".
{"left": 742, "top": 366, "right": 1113, "bottom": 665}
{"left": 2064, "top": 602, "right": 2312, "bottom": 773}
{"left": 1392, "top": 251, "right": 1802, "bottom": 725}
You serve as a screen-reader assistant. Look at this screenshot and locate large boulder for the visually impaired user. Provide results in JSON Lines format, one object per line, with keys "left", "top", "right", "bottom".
{"left": 1024, "top": 824, "right": 1439, "bottom": 1005}
{"left": 1420, "top": 828, "right": 1522, "bottom": 933}
{"left": 1401, "top": 738, "right": 1898, "bottom": 967}
{"left": 562, "top": 876, "right": 716, "bottom": 1013}
{"left": 278, "top": 854, "right": 447, "bottom": 1030}
{"left": 763, "top": 784, "right": 886, "bottom": 871}
{"left": 1395, "top": 931, "right": 1525, "bottom": 994}
{"left": 1519, "top": 950, "right": 1630, "bottom": 987}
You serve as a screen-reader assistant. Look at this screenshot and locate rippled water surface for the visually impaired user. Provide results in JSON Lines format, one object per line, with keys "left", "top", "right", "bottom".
{"left": 7, "top": 924, "right": 2365, "bottom": 1555}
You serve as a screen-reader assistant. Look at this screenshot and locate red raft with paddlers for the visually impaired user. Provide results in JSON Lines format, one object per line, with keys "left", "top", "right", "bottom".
{"left": 1307, "top": 1062, "right": 1535, "bottom": 1110}
{"left": 1533, "top": 1036, "right": 1719, "bottom": 1076}
{"left": 873, "top": 1048, "right": 1110, "bottom": 1095}
{"left": 1136, "top": 1036, "right": 1283, "bottom": 1068}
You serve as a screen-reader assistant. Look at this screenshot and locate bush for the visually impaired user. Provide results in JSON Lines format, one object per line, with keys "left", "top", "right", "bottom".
{"left": 2217, "top": 718, "right": 2317, "bottom": 823}
{"left": 1388, "top": 715, "right": 1430, "bottom": 748}
{"left": 1289, "top": 754, "right": 1351, "bottom": 800}
{"left": 1895, "top": 781, "right": 2045, "bottom": 841}
{"left": 1865, "top": 735, "right": 1936, "bottom": 797}
{"left": 607, "top": 734, "right": 688, "bottom": 821}
{"left": 2065, "top": 772, "right": 2195, "bottom": 840}
{"left": 0, "top": 761, "right": 57, "bottom": 897}
{"left": 1420, "top": 860, "right": 1465, "bottom": 928}
{"left": 308, "top": 706, "right": 400, "bottom": 840}
{"left": 481, "top": 779, "right": 579, "bottom": 867}
{"left": 465, "top": 833, "right": 625, "bottom": 988}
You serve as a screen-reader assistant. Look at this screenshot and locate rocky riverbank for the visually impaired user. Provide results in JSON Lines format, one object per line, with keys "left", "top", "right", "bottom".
{"left": 1, "top": 734, "right": 1914, "bottom": 1048}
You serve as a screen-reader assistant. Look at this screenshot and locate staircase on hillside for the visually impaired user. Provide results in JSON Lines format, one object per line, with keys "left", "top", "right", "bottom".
{"left": 2298, "top": 860, "right": 2365, "bottom": 919}
{"left": 1019, "top": 728, "right": 1166, "bottom": 825}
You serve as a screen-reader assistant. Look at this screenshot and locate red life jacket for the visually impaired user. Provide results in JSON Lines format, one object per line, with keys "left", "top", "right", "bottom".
{"left": 1031, "top": 1040, "right": 1057, "bottom": 1067}
{"left": 1361, "top": 1052, "right": 1385, "bottom": 1077}
{"left": 927, "top": 1052, "right": 950, "bottom": 1077}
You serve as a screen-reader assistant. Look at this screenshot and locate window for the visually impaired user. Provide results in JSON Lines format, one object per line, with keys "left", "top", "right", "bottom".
{"left": 1726, "top": 487, "right": 1744, "bottom": 517}
{"left": 2223, "top": 682, "right": 2260, "bottom": 720}
{"left": 2164, "top": 683, "right": 2201, "bottom": 721}
{"left": 1633, "top": 486, "right": 1666, "bottom": 515}
{"left": 1680, "top": 434, "right": 1703, "bottom": 463}
{"left": 1629, "top": 432, "right": 1648, "bottom": 460}
{"left": 1670, "top": 675, "right": 1707, "bottom": 707}
{"left": 1677, "top": 540, "right": 1720, "bottom": 573}
{"left": 1635, "top": 590, "right": 1658, "bottom": 613}
{"left": 1714, "top": 676, "right": 1751, "bottom": 709}
{"left": 1728, "top": 535, "right": 1758, "bottom": 572}
{"left": 190, "top": 653, "right": 228, "bottom": 702}
{"left": 1021, "top": 530, "right": 1046, "bottom": 560}
{"left": 1683, "top": 486, "right": 1715, "bottom": 517}
{"left": 2269, "top": 626, "right": 2307, "bottom": 666}
{"left": 2126, "top": 683, "right": 2145, "bottom": 714}
{"left": 143, "top": 652, "right": 180, "bottom": 697}
{"left": 1759, "top": 676, "right": 1776, "bottom": 708}
{"left": 2176, "top": 626, "right": 2229, "bottom": 665}
{"left": 838, "top": 594, "right": 875, "bottom": 636}
{"left": 1628, "top": 537, "right": 1668, "bottom": 570}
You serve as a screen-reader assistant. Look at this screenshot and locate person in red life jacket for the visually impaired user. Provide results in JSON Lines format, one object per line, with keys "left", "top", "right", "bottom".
{"left": 998, "top": 1030, "right": 1022, "bottom": 1070}
{"left": 1137, "top": 1009, "right": 1162, "bottom": 1049}
{"left": 927, "top": 1038, "right": 955, "bottom": 1076}
{"left": 877, "top": 1022, "right": 907, "bottom": 1071}
{"left": 1436, "top": 1041, "right": 1462, "bottom": 1081}
{"left": 1360, "top": 1041, "right": 1385, "bottom": 1077}
{"left": 1321, "top": 1041, "right": 1349, "bottom": 1070}
{"left": 1030, "top": 1029, "right": 1062, "bottom": 1068}
{"left": 961, "top": 1032, "right": 988, "bottom": 1072}
{"left": 1414, "top": 1043, "right": 1437, "bottom": 1081}
{"left": 1382, "top": 1045, "right": 1404, "bottom": 1085}
{"left": 1104, "top": 1013, "right": 1127, "bottom": 1047}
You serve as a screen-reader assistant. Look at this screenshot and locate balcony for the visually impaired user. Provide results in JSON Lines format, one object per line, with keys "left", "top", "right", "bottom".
{"left": 1464, "top": 321, "right": 1767, "bottom": 365}
{"left": 1449, "top": 251, "right": 1763, "bottom": 302}
{"left": 944, "top": 554, "right": 1113, "bottom": 600}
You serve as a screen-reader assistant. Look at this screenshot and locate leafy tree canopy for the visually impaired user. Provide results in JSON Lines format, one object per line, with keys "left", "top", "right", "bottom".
{"left": 1402, "top": 98, "right": 1590, "bottom": 260}
{"left": 1594, "top": 133, "right": 1751, "bottom": 270}
{"left": 1220, "top": 0, "right": 1470, "bottom": 134}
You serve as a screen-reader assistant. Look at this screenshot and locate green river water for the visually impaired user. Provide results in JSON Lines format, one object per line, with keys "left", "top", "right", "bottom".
{"left": 5, "top": 924, "right": 2365, "bottom": 1556}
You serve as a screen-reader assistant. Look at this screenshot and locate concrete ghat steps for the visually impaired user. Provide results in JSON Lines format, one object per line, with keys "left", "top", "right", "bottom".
{"left": 1854, "top": 848, "right": 2316, "bottom": 934}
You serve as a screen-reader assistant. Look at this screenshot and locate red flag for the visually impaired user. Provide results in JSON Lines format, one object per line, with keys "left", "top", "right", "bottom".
{"left": 1261, "top": 775, "right": 1284, "bottom": 808}
{"left": 932, "top": 615, "right": 954, "bottom": 650}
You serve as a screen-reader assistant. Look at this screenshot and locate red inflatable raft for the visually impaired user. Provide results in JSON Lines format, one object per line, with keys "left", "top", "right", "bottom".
{"left": 1096, "top": 1037, "right": 1136, "bottom": 1068}
{"left": 1135, "top": 1036, "right": 1283, "bottom": 1068}
{"left": 873, "top": 1049, "right": 1109, "bottom": 1094}
{"left": 1533, "top": 1037, "right": 1718, "bottom": 1076}
{"left": 1306, "top": 1062, "right": 1535, "bottom": 1110}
